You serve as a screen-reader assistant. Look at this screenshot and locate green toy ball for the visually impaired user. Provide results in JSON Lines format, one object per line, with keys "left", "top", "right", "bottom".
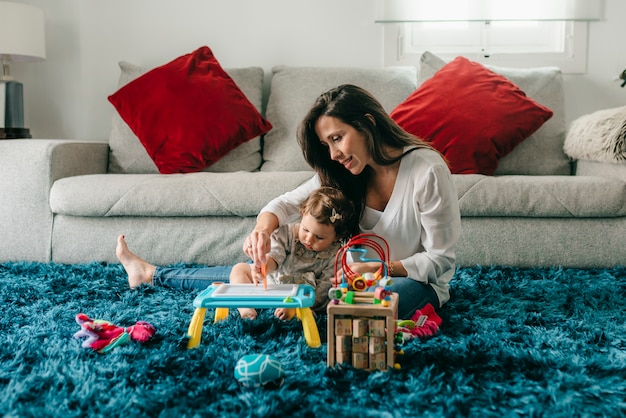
{"left": 234, "top": 354, "right": 285, "bottom": 389}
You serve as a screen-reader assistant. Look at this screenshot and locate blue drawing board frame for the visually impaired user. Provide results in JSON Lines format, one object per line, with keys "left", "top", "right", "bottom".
{"left": 192, "top": 283, "right": 316, "bottom": 309}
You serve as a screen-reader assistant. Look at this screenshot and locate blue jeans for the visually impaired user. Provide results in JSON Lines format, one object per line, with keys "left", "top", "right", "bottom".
{"left": 153, "top": 265, "right": 233, "bottom": 291}
{"left": 384, "top": 277, "right": 440, "bottom": 320}
{"left": 153, "top": 266, "right": 440, "bottom": 318}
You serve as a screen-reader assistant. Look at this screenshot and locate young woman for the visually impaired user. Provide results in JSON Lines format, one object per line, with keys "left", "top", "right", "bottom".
{"left": 245, "top": 84, "right": 461, "bottom": 319}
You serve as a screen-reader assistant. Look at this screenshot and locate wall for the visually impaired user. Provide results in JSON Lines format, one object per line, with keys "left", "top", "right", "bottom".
{"left": 564, "top": 0, "right": 626, "bottom": 122}
{"left": 8, "top": 0, "right": 626, "bottom": 141}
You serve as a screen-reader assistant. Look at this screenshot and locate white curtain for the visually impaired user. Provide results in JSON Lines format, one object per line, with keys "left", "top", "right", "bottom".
{"left": 375, "top": 0, "right": 606, "bottom": 22}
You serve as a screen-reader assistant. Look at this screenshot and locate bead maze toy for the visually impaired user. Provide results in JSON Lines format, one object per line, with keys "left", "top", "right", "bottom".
{"left": 186, "top": 282, "right": 322, "bottom": 349}
{"left": 326, "top": 233, "right": 399, "bottom": 371}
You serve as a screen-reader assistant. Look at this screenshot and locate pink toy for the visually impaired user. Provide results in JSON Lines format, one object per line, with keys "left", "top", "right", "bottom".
{"left": 395, "top": 303, "right": 442, "bottom": 344}
{"left": 73, "top": 313, "right": 156, "bottom": 353}
{"left": 409, "top": 303, "right": 442, "bottom": 337}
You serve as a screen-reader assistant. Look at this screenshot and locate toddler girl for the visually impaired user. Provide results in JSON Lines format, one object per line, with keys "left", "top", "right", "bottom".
{"left": 232, "top": 186, "right": 355, "bottom": 320}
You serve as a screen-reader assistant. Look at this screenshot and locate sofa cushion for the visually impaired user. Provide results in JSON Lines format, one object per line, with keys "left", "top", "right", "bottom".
{"left": 50, "top": 172, "right": 315, "bottom": 217}
{"left": 391, "top": 56, "right": 553, "bottom": 175}
{"left": 261, "top": 66, "right": 418, "bottom": 172}
{"left": 419, "top": 52, "right": 569, "bottom": 176}
{"left": 108, "top": 57, "right": 268, "bottom": 174}
{"left": 454, "top": 174, "right": 626, "bottom": 217}
{"left": 575, "top": 159, "right": 626, "bottom": 181}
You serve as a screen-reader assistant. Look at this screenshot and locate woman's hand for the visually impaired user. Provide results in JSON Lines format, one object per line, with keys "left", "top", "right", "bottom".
{"left": 243, "top": 229, "right": 271, "bottom": 270}
{"left": 332, "top": 262, "right": 382, "bottom": 286}
{"left": 244, "top": 212, "right": 279, "bottom": 270}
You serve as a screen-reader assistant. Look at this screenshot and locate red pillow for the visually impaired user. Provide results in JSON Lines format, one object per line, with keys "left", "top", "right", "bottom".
{"left": 108, "top": 46, "right": 272, "bottom": 174}
{"left": 390, "top": 56, "right": 553, "bottom": 175}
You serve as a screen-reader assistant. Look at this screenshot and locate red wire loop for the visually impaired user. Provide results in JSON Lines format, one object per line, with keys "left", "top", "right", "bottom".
{"left": 333, "top": 233, "right": 390, "bottom": 288}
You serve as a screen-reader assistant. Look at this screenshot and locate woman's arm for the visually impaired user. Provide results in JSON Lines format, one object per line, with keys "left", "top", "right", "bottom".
{"left": 399, "top": 161, "right": 461, "bottom": 285}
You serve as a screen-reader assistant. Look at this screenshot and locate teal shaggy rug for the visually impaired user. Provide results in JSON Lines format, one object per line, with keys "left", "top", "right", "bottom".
{"left": 1, "top": 262, "right": 625, "bottom": 417}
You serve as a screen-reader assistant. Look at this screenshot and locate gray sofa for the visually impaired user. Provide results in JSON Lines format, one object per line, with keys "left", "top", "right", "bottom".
{"left": 1, "top": 56, "right": 625, "bottom": 268}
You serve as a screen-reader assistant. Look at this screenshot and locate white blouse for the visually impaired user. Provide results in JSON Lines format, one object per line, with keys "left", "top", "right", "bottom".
{"left": 260, "top": 147, "right": 462, "bottom": 305}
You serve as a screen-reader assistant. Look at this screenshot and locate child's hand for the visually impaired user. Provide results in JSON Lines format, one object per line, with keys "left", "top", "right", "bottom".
{"left": 251, "top": 266, "right": 265, "bottom": 286}
{"left": 332, "top": 269, "right": 344, "bottom": 286}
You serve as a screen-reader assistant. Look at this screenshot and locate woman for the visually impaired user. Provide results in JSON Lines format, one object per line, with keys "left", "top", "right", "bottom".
{"left": 244, "top": 84, "right": 460, "bottom": 319}
{"left": 117, "top": 84, "right": 461, "bottom": 319}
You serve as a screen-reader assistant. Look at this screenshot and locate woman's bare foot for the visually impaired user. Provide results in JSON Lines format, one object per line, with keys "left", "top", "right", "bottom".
{"left": 115, "top": 234, "right": 156, "bottom": 289}
{"left": 274, "top": 308, "right": 296, "bottom": 321}
{"left": 238, "top": 308, "right": 258, "bottom": 320}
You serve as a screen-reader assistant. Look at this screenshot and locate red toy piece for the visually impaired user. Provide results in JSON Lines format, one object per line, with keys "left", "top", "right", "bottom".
{"left": 73, "top": 313, "right": 156, "bottom": 353}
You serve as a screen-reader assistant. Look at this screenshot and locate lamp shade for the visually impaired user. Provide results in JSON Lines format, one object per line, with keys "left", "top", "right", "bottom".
{"left": 0, "top": 1, "right": 46, "bottom": 62}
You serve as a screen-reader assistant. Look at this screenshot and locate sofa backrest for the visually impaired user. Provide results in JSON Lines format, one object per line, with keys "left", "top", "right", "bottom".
{"left": 260, "top": 66, "right": 418, "bottom": 172}
{"left": 107, "top": 59, "right": 568, "bottom": 177}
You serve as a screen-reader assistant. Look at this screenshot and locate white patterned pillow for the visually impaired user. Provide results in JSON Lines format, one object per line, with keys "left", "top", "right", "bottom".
{"left": 564, "top": 105, "right": 626, "bottom": 163}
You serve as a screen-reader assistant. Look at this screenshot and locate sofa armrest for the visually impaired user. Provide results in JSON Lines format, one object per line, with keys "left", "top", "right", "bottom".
{"left": 575, "top": 159, "right": 626, "bottom": 182}
{"left": 0, "top": 139, "right": 109, "bottom": 262}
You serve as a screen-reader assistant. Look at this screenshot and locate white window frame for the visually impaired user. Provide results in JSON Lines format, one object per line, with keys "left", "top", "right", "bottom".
{"left": 382, "top": 20, "right": 589, "bottom": 74}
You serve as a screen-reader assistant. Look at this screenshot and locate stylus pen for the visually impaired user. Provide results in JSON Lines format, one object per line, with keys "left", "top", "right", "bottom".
{"left": 261, "top": 263, "right": 268, "bottom": 290}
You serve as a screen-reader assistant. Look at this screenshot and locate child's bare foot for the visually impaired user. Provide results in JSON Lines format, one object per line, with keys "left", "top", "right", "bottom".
{"left": 116, "top": 234, "right": 156, "bottom": 289}
{"left": 274, "top": 308, "right": 296, "bottom": 321}
{"left": 238, "top": 308, "right": 258, "bottom": 320}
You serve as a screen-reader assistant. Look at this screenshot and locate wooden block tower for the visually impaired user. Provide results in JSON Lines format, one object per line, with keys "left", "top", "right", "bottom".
{"left": 327, "top": 233, "right": 398, "bottom": 370}
{"left": 326, "top": 292, "right": 399, "bottom": 371}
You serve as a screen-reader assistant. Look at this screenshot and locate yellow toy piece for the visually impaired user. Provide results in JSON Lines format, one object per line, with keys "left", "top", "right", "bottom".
{"left": 186, "top": 307, "right": 207, "bottom": 349}
{"left": 296, "top": 307, "right": 321, "bottom": 348}
{"left": 213, "top": 307, "right": 229, "bottom": 322}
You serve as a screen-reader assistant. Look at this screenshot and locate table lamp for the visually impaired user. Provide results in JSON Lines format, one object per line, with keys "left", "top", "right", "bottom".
{"left": 0, "top": 1, "right": 46, "bottom": 139}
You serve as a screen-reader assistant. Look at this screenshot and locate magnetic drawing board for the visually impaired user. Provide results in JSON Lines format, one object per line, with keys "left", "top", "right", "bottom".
{"left": 192, "top": 283, "right": 316, "bottom": 309}
{"left": 210, "top": 283, "right": 300, "bottom": 298}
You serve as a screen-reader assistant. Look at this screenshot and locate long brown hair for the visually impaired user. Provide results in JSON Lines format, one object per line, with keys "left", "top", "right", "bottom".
{"left": 297, "top": 84, "right": 433, "bottom": 221}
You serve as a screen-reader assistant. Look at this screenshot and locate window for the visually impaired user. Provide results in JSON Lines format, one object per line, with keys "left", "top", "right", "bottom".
{"left": 383, "top": 21, "right": 588, "bottom": 73}
{"left": 377, "top": 0, "right": 605, "bottom": 74}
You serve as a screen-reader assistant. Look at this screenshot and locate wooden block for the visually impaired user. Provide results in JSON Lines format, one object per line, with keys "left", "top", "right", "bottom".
{"left": 368, "top": 336, "right": 386, "bottom": 354}
{"left": 352, "top": 352, "right": 369, "bottom": 369}
{"left": 369, "top": 352, "right": 387, "bottom": 371}
{"left": 367, "top": 319, "right": 386, "bottom": 337}
{"left": 335, "top": 351, "right": 351, "bottom": 365}
{"left": 352, "top": 318, "right": 368, "bottom": 337}
{"left": 327, "top": 293, "right": 399, "bottom": 371}
{"left": 334, "top": 318, "right": 353, "bottom": 336}
{"left": 352, "top": 336, "right": 369, "bottom": 353}
{"left": 335, "top": 335, "right": 352, "bottom": 353}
